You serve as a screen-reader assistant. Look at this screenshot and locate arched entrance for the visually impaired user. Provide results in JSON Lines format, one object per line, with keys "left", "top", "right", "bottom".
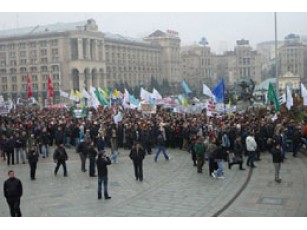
{"left": 72, "top": 68, "right": 80, "bottom": 91}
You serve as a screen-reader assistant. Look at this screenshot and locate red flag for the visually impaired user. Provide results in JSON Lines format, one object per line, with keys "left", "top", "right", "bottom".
{"left": 26, "top": 73, "right": 32, "bottom": 99}
{"left": 47, "top": 75, "right": 54, "bottom": 99}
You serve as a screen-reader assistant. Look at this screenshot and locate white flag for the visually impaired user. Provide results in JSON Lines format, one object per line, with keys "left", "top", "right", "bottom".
{"left": 89, "top": 86, "right": 100, "bottom": 109}
{"left": 152, "top": 88, "right": 162, "bottom": 100}
{"left": 82, "top": 89, "right": 91, "bottom": 99}
{"left": 301, "top": 83, "right": 307, "bottom": 97}
{"left": 59, "top": 90, "right": 69, "bottom": 98}
{"left": 203, "top": 84, "right": 215, "bottom": 99}
{"left": 286, "top": 85, "right": 293, "bottom": 110}
{"left": 113, "top": 112, "right": 123, "bottom": 124}
{"left": 140, "top": 87, "right": 152, "bottom": 101}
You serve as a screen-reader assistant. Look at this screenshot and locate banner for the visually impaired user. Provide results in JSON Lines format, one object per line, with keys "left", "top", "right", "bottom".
{"left": 140, "top": 103, "right": 156, "bottom": 114}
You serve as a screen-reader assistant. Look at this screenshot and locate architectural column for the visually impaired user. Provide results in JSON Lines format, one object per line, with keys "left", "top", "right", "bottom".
{"left": 85, "top": 70, "right": 92, "bottom": 90}
{"left": 85, "top": 39, "right": 91, "bottom": 60}
{"left": 79, "top": 72, "right": 84, "bottom": 91}
{"left": 77, "top": 38, "right": 84, "bottom": 60}
{"left": 92, "top": 40, "right": 99, "bottom": 61}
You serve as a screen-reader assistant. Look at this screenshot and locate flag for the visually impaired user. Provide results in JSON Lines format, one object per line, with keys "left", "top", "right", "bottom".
{"left": 47, "top": 75, "right": 53, "bottom": 99}
{"left": 203, "top": 84, "right": 215, "bottom": 99}
{"left": 286, "top": 85, "right": 293, "bottom": 110}
{"left": 279, "top": 93, "right": 286, "bottom": 105}
{"left": 152, "top": 88, "right": 162, "bottom": 100}
{"left": 102, "top": 87, "right": 110, "bottom": 99}
{"left": 60, "top": 90, "right": 69, "bottom": 99}
{"left": 140, "top": 88, "right": 152, "bottom": 101}
{"left": 181, "top": 80, "right": 192, "bottom": 94}
{"left": 95, "top": 88, "right": 109, "bottom": 106}
{"left": 113, "top": 112, "right": 123, "bottom": 124}
{"left": 26, "top": 73, "right": 32, "bottom": 99}
{"left": 82, "top": 89, "right": 91, "bottom": 99}
{"left": 70, "top": 90, "right": 79, "bottom": 102}
{"left": 149, "top": 96, "right": 156, "bottom": 105}
{"left": 113, "top": 89, "right": 119, "bottom": 98}
{"left": 267, "top": 82, "right": 280, "bottom": 111}
{"left": 212, "top": 79, "right": 225, "bottom": 103}
{"left": 75, "top": 90, "right": 83, "bottom": 99}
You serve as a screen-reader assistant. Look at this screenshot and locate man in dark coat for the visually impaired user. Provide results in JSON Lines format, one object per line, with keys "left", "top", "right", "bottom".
{"left": 129, "top": 142, "right": 146, "bottom": 181}
{"left": 272, "top": 140, "right": 283, "bottom": 183}
{"left": 53, "top": 143, "right": 68, "bottom": 177}
{"left": 229, "top": 135, "right": 245, "bottom": 170}
{"left": 96, "top": 151, "right": 112, "bottom": 200}
{"left": 27, "top": 146, "right": 39, "bottom": 180}
{"left": 4, "top": 135, "right": 15, "bottom": 165}
{"left": 77, "top": 139, "right": 88, "bottom": 172}
{"left": 3, "top": 170, "right": 23, "bottom": 217}
{"left": 88, "top": 141, "right": 98, "bottom": 177}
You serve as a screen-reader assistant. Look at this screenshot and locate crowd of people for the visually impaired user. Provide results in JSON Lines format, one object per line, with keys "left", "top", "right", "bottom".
{"left": 1, "top": 105, "right": 307, "bottom": 216}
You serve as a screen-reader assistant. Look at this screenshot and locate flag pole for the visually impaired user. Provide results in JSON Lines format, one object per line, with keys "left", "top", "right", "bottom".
{"left": 275, "top": 12, "right": 279, "bottom": 96}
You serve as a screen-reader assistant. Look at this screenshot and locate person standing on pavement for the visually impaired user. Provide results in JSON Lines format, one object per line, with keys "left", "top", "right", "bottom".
{"left": 4, "top": 135, "right": 15, "bottom": 165}
{"left": 53, "top": 143, "right": 68, "bottom": 177}
{"left": 77, "top": 139, "right": 88, "bottom": 173}
{"left": 246, "top": 131, "right": 257, "bottom": 168}
{"left": 229, "top": 135, "right": 245, "bottom": 170}
{"left": 110, "top": 124, "right": 119, "bottom": 163}
{"left": 96, "top": 151, "right": 112, "bottom": 200}
{"left": 194, "top": 136, "right": 205, "bottom": 173}
{"left": 3, "top": 170, "right": 23, "bottom": 217}
{"left": 88, "top": 140, "right": 98, "bottom": 177}
{"left": 27, "top": 146, "right": 39, "bottom": 180}
{"left": 272, "top": 140, "right": 283, "bottom": 183}
{"left": 129, "top": 142, "right": 146, "bottom": 181}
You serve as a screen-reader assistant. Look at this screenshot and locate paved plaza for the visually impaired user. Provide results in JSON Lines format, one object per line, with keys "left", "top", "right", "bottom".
{"left": 0, "top": 146, "right": 306, "bottom": 217}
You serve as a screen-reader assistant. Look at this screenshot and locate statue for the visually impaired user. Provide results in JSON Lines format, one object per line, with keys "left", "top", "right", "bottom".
{"left": 237, "top": 79, "right": 256, "bottom": 105}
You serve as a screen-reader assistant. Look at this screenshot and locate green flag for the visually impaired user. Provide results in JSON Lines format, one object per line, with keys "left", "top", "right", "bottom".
{"left": 95, "top": 88, "right": 109, "bottom": 106}
{"left": 267, "top": 82, "right": 280, "bottom": 111}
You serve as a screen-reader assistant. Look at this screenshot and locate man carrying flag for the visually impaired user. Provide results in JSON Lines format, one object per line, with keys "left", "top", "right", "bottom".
{"left": 26, "top": 73, "right": 32, "bottom": 99}
{"left": 267, "top": 82, "right": 280, "bottom": 111}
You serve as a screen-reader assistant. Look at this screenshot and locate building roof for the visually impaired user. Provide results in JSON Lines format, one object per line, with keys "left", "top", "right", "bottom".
{"left": 0, "top": 20, "right": 88, "bottom": 39}
{"left": 104, "top": 32, "right": 158, "bottom": 48}
{"left": 254, "top": 78, "right": 277, "bottom": 91}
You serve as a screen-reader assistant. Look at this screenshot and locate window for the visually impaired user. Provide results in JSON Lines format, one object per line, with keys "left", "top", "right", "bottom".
{"left": 20, "top": 51, "right": 27, "bottom": 57}
{"left": 42, "top": 83, "right": 46, "bottom": 90}
{"left": 40, "top": 40, "right": 47, "bottom": 47}
{"left": 0, "top": 52, "right": 6, "bottom": 58}
{"left": 30, "top": 50, "right": 37, "bottom": 57}
{"left": 41, "top": 58, "right": 48, "bottom": 64}
{"left": 32, "top": 84, "right": 38, "bottom": 90}
{"left": 8, "top": 44, "right": 15, "bottom": 50}
{"left": 2, "top": 77, "right": 7, "bottom": 83}
{"left": 20, "top": 67, "right": 27, "bottom": 73}
{"left": 42, "top": 74, "right": 48, "bottom": 80}
{"left": 53, "top": 74, "right": 59, "bottom": 80}
{"left": 52, "top": 57, "right": 59, "bottom": 63}
{"left": 10, "top": 68, "right": 17, "bottom": 74}
{"left": 30, "top": 42, "right": 36, "bottom": 48}
{"left": 0, "top": 45, "right": 6, "bottom": 51}
{"left": 20, "top": 59, "right": 27, "bottom": 65}
{"left": 32, "top": 75, "right": 38, "bottom": 81}
{"left": 51, "top": 65, "right": 59, "bottom": 72}
{"left": 19, "top": 43, "right": 26, "bottom": 49}
{"left": 50, "top": 39, "right": 58, "bottom": 46}
{"left": 2, "top": 85, "right": 7, "bottom": 91}
{"left": 0, "top": 68, "right": 6, "bottom": 74}
{"left": 10, "top": 60, "right": 17, "bottom": 66}
{"left": 40, "top": 49, "right": 47, "bottom": 56}
{"left": 52, "top": 48, "right": 58, "bottom": 55}
{"left": 54, "top": 82, "right": 59, "bottom": 90}
{"left": 9, "top": 52, "right": 16, "bottom": 58}
{"left": 31, "top": 59, "right": 37, "bottom": 64}
{"left": 0, "top": 61, "right": 6, "bottom": 66}
{"left": 31, "top": 66, "right": 37, "bottom": 73}
{"left": 21, "top": 75, "right": 26, "bottom": 82}
{"left": 22, "top": 84, "right": 27, "bottom": 90}
{"left": 12, "top": 76, "right": 17, "bottom": 83}
{"left": 41, "top": 66, "right": 48, "bottom": 72}
{"left": 12, "top": 85, "right": 17, "bottom": 91}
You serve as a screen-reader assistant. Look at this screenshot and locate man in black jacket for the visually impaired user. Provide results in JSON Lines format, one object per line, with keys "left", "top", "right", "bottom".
{"left": 77, "top": 139, "right": 88, "bottom": 172}
{"left": 88, "top": 141, "right": 97, "bottom": 177}
{"left": 27, "top": 146, "right": 39, "bottom": 180}
{"left": 229, "top": 135, "right": 245, "bottom": 170}
{"left": 96, "top": 151, "right": 112, "bottom": 200}
{"left": 129, "top": 142, "right": 146, "bottom": 181}
{"left": 272, "top": 140, "right": 283, "bottom": 183}
{"left": 53, "top": 143, "right": 68, "bottom": 177}
{"left": 3, "top": 170, "right": 23, "bottom": 217}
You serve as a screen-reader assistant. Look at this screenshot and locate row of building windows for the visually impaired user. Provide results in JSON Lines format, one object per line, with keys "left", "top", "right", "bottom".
{"left": 0, "top": 49, "right": 58, "bottom": 59}
{"left": 0, "top": 40, "right": 58, "bottom": 51}
{"left": 0, "top": 65, "right": 59, "bottom": 73}
{"left": 1, "top": 74, "right": 60, "bottom": 82}
{"left": 0, "top": 57, "right": 59, "bottom": 66}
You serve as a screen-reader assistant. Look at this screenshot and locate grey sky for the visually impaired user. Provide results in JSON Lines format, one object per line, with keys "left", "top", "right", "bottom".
{"left": 0, "top": 12, "right": 307, "bottom": 54}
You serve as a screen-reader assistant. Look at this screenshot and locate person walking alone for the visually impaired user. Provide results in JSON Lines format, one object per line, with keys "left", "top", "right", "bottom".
{"left": 53, "top": 143, "right": 68, "bottom": 177}
{"left": 129, "top": 142, "right": 146, "bottom": 181}
{"left": 272, "top": 140, "right": 283, "bottom": 183}
{"left": 96, "top": 151, "right": 112, "bottom": 200}
{"left": 27, "top": 146, "right": 39, "bottom": 180}
{"left": 3, "top": 170, "right": 23, "bottom": 217}
{"left": 154, "top": 132, "right": 170, "bottom": 162}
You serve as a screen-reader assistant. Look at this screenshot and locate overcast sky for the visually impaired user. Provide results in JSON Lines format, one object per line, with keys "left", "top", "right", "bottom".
{"left": 0, "top": 12, "right": 307, "bottom": 54}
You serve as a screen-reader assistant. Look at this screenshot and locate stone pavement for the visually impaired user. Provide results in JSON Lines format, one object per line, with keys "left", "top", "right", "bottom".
{"left": 0, "top": 146, "right": 306, "bottom": 217}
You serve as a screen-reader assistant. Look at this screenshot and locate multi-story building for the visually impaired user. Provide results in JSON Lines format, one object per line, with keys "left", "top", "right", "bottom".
{"left": 0, "top": 19, "right": 181, "bottom": 104}
{"left": 279, "top": 34, "right": 307, "bottom": 85}
{"left": 0, "top": 19, "right": 105, "bottom": 104}
{"left": 181, "top": 44, "right": 216, "bottom": 91}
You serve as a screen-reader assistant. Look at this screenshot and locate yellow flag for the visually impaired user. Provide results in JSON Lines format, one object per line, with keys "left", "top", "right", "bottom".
{"left": 113, "top": 89, "right": 119, "bottom": 98}
{"left": 75, "top": 90, "right": 83, "bottom": 99}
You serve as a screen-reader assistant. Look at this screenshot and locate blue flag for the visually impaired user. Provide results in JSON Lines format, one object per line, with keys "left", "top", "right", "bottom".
{"left": 212, "top": 79, "right": 225, "bottom": 103}
{"left": 181, "top": 80, "right": 192, "bottom": 94}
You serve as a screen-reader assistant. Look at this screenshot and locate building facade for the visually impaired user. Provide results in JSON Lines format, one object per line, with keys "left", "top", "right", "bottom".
{"left": 0, "top": 20, "right": 181, "bottom": 104}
